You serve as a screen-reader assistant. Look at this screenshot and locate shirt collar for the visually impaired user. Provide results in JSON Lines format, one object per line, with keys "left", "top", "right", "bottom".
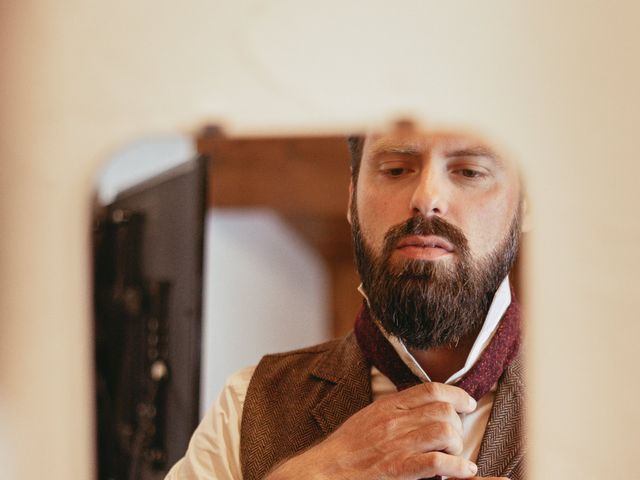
{"left": 357, "top": 276, "right": 512, "bottom": 385}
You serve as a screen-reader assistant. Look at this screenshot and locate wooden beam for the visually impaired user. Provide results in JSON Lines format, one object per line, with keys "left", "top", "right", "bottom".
{"left": 200, "top": 135, "right": 352, "bottom": 217}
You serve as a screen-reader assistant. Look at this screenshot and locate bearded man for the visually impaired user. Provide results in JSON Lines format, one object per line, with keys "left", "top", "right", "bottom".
{"left": 167, "top": 123, "right": 526, "bottom": 480}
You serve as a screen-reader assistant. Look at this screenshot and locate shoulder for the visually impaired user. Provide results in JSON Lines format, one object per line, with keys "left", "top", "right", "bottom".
{"left": 223, "top": 335, "right": 358, "bottom": 398}
{"left": 165, "top": 365, "right": 257, "bottom": 480}
{"left": 252, "top": 332, "right": 363, "bottom": 384}
{"left": 222, "top": 365, "right": 255, "bottom": 405}
{"left": 260, "top": 335, "right": 349, "bottom": 361}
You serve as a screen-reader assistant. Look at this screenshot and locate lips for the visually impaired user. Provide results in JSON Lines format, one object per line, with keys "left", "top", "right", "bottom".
{"left": 395, "top": 235, "right": 455, "bottom": 252}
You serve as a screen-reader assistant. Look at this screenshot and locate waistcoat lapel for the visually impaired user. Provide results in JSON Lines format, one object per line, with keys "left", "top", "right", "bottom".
{"left": 240, "top": 334, "right": 373, "bottom": 480}
{"left": 476, "top": 354, "right": 525, "bottom": 479}
{"left": 310, "top": 333, "right": 373, "bottom": 434}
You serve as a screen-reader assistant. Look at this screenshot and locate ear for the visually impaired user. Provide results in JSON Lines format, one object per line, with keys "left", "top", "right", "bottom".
{"left": 520, "top": 196, "right": 532, "bottom": 233}
{"left": 347, "top": 180, "right": 354, "bottom": 225}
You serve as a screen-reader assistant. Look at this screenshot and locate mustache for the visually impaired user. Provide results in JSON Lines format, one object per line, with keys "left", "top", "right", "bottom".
{"left": 382, "top": 215, "right": 470, "bottom": 259}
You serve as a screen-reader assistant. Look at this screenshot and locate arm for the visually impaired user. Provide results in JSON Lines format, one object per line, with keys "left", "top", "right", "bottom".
{"left": 164, "top": 367, "right": 254, "bottom": 480}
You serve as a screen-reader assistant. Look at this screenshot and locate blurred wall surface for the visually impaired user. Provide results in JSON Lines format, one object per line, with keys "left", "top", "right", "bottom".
{"left": 1, "top": 2, "right": 639, "bottom": 479}
{"left": 96, "top": 136, "right": 195, "bottom": 205}
{"left": 201, "top": 210, "right": 328, "bottom": 414}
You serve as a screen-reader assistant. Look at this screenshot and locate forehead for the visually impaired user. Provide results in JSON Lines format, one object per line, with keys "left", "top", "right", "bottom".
{"left": 363, "top": 128, "right": 505, "bottom": 164}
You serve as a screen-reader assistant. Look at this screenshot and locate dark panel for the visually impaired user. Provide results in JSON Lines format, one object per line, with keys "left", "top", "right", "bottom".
{"left": 94, "top": 156, "right": 207, "bottom": 480}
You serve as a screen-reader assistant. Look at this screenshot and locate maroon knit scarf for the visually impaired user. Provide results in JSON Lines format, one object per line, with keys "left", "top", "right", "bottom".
{"left": 354, "top": 295, "right": 521, "bottom": 401}
{"left": 354, "top": 295, "right": 521, "bottom": 480}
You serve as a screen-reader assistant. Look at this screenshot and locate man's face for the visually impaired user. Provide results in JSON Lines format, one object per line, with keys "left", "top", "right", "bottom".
{"left": 350, "top": 126, "right": 523, "bottom": 349}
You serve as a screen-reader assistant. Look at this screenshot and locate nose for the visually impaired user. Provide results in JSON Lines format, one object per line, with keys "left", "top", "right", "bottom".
{"left": 410, "top": 167, "right": 448, "bottom": 217}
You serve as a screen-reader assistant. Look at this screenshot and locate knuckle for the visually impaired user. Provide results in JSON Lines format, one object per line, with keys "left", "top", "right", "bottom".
{"left": 434, "top": 401, "right": 456, "bottom": 417}
{"left": 422, "top": 451, "right": 445, "bottom": 470}
{"left": 421, "top": 381, "right": 440, "bottom": 397}
{"left": 452, "top": 415, "right": 464, "bottom": 434}
{"left": 451, "top": 433, "right": 464, "bottom": 454}
{"left": 399, "top": 453, "right": 425, "bottom": 476}
{"left": 381, "top": 415, "right": 400, "bottom": 435}
{"left": 435, "top": 420, "right": 455, "bottom": 439}
{"left": 380, "top": 451, "right": 414, "bottom": 477}
{"left": 399, "top": 455, "right": 418, "bottom": 475}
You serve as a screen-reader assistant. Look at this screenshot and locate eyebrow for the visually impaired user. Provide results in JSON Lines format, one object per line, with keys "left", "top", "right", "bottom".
{"left": 367, "top": 137, "right": 504, "bottom": 165}
{"left": 444, "top": 146, "right": 503, "bottom": 165}
{"left": 367, "top": 141, "right": 423, "bottom": 158}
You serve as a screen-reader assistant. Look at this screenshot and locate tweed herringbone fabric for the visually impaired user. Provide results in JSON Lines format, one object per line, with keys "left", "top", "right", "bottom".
{"left": 240, "top": 333, "right": 372, "bottom": 480}
{"left": 240, "top": 333, "right": 524, "bottom": 480}
{"left": 476, "top": 354, "right": 525, "bottom": 478}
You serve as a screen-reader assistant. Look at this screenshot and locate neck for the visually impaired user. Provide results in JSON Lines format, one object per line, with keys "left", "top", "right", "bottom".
{"left": 408, "top": 331, "right": 478, "bottom": 383}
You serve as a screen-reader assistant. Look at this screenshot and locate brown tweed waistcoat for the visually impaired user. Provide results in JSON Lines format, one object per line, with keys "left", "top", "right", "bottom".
{"left": 240, "top": 332, "right": 525, "bottom": 480}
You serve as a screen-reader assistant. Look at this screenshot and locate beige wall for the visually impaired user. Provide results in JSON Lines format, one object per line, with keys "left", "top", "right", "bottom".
{"left": 1, "top": 2, "right": 639, "bottom": 478}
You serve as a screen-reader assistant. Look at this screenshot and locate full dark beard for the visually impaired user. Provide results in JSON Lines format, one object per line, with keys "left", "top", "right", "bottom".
{"left": 351, "top": 202, "right": 521, "bottom": 350}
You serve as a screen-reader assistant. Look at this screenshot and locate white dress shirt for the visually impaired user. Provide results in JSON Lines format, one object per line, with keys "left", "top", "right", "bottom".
{"left": 166, "top": 277, "right": 511, "bottom": 480}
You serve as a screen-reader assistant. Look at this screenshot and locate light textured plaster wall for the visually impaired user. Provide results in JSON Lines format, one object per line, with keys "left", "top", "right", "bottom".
{"left": 1, "top": 1, "right": 639, "bottom": 479}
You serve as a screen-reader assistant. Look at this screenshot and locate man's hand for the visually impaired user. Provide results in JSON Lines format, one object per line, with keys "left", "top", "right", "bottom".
{"left": 266, "top": 382, "right": 479, "bottom": 480}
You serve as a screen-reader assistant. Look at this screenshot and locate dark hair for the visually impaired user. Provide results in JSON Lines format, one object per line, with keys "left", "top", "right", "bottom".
{"left": 347, "top": 135, "right": 365, "bottom": 183}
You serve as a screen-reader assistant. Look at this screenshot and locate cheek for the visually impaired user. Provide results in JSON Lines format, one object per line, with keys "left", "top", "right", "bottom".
{"left": 355, "top": 189, "right": 397, "bottom": 251}
{"left": 463, "top": 196, "right": 518, "bottom": 256}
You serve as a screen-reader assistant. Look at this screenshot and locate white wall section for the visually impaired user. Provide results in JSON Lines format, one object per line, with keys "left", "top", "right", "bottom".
{"left": 96, "top": 136, "right": 194, "bottom": 205}
{"left": 200, "top": 210, "right": 328, "bottom": 414}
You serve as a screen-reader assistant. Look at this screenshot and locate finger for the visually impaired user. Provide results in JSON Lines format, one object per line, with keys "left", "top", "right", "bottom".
{"left": 399, "top": 420, "right": 464, "bottom": 455}
{"left": 386, "top": 400, "right": 464, "bottom": 437}
{"left": 392, "top": 382, "right": 477, "bottom": 413}
{"left": 403, "top": 451, "right": 478, "bottom": 478}
{"left": 414, "top": 401, "right": 464, "bottom": 435}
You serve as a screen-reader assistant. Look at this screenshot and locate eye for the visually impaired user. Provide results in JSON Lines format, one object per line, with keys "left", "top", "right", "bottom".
{"left": 385, "top": 167, "right": 409, "bottom": 177}
{"left": 458, "top": 168, "right": 483, "bottom": 178}
{"left": 379, "top": 162, "right": 414, "bottom": 178}
{"left": 451, "top": 165, "right": 489, "bottom": 180}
